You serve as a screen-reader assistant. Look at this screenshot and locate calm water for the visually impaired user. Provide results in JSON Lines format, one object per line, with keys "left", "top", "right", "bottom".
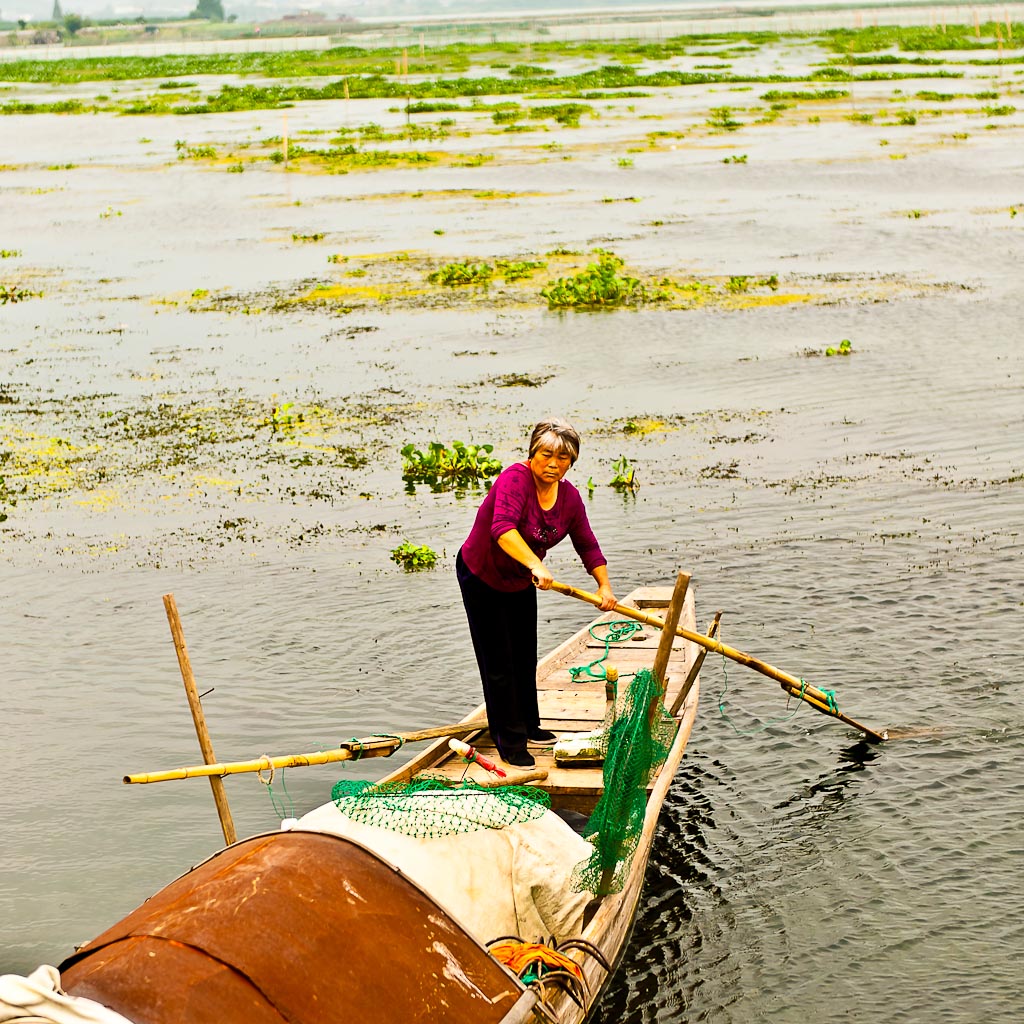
{"left": 2, "top": 36, "right": 1023, "bottom": 1023}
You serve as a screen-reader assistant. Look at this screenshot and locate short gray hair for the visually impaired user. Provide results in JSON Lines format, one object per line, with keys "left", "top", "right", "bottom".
{"left": 528, "top": 417, "right": 581, "bottom": 465}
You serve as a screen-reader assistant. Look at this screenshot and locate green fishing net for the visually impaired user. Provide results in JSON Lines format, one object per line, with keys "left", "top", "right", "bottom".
{"left": 330, "top": 777, "right": 551, "bottom": 839}
{"left": 572, "top": 667, "right": 678, "bottom": 896}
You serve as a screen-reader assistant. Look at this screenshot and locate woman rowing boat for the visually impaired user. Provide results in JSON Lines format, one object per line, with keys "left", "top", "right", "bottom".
{"left": 456, "top": 417, "right": 617, "bottom": 767}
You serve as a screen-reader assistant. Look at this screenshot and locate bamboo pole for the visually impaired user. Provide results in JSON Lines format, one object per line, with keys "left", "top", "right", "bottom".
{"left": 162, "top": 594, "right": 237, "bottom": 844}
{"left": 549, "top": 581, "right": 886, "bottom": 743}
{"left": 669, "top": 611, "right": 721, "bottom": 717}
{"left": 649, "top": 572, "right": 689, "bottom": 726}
{"left": 125, "top": 717, "right": 489, "bottom": 785}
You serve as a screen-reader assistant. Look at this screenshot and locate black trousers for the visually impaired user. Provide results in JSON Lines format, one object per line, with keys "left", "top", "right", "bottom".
{"left": 456, "top": 549, "right": 539, "bottom": 757}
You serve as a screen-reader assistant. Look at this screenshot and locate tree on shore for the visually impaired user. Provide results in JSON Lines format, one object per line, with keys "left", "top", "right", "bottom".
{"left": 190, "top": 0, "right": 225, "bottom": 20}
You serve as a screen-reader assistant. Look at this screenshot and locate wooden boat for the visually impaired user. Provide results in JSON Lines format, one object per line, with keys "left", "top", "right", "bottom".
{"left": 54, "top": 580, "right": 703, "bottom": 1024}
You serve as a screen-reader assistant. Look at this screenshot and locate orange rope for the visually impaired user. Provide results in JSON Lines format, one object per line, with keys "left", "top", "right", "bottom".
{"left": 488, "top": 941, "right": 584, "bottom": 982}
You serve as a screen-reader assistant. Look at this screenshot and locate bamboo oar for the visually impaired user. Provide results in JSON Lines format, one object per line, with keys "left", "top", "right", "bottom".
{"left": 124, "top": 717, "right": 489, "bottom": 785}
{"left": 549, "top": 580, "right": 887, "bottom": 743}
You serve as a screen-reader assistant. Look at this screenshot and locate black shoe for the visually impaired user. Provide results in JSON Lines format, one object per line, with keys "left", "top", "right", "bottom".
{"left": 528, "top": 728, "right": 558, "bottom": 744}
{"left": 502, "top": 749, "right": 535, "bottom": 768}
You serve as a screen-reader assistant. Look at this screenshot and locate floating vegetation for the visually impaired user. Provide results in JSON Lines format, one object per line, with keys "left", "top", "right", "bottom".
{"left": 400, "top": 441, "right": 502, "bottom": 490}
{"left": 541, "top": 253, "right": 668, "bottom": 309}
{"left": 826, "top": 339, "right": 854, "bottom": 356}
{"left": 722, "top": 154, "right": 748, "bottom": 164}
{"left": 707, "top": 106, "right": 742, "bottom": 131}
{"left": 609, "top": 455, "right": 639, "bottom": 492}
{"left": 391, "top": 541, "right": 438, "bottom": 571}
{"left": 621, "top": 418, "right": 670, "bottom": 438}
{"left": 761, "top": 88, "right": 850, "bottom": 100}
{"left": 496, "top": 259, "right": 547, "bottom": 282}
{"left": 175, "top": 140, "right": 217, "bottom": 160}
{"left": 490, "top": 373, "right": 553, "bottom": 388}
{"left": 700, "top": 460, "right": 741, "bottom": 480}
{"left": 821, "top": 23, "right": 1021, "bottom": 54}
{"left": 428, "top": 262, "right": 493, "bottom": 287}
{"left": 0, "top": 283, "right": 40, "bottom": 304}
{"left": 0, "top": 473, "right": 15, "bottom": 523}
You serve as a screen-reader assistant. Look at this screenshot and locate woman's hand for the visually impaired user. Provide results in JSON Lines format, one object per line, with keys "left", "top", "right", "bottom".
{"left": 597, "top": 582, "right": 617, "bottom": 611}
{"left": 531, "top": 562, "right": 555, "bottom": 590}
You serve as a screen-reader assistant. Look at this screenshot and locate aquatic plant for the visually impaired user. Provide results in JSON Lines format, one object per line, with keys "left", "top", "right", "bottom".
{"left": 427, "top": 262, "right": 493, "bottom": 286}
{"left": 761, "top": 88, "right": 849, "bottom": 100}
{"left": 541, "top": 253, "right": 667, "bottom": 309}
{"left": 292, "top": 232, "right": 325, "bottom": 242}
{"left": 496, "top": 259, "right": 546, "bottom": 282}
{"left": 823, "top": 24, "right": 1018, "bottom": 54}
{"left": 722, "top": 153, "right": 748, "bottom": 164}
{"left": 0, "top": 283, "right": 39, "bottom": 303}
{"left": 176, "top": 140, "right": 217, "bottom": 159}
{"left": 529, "top": 103, "right": 594, "bottom": 126}
{"left": 268, "top": 402, "right": 304, "bottom": 432}
{"left": 707, "top": 106, "right": 741, "bottom": 131}
{"left": 0, "top": 249, "right": 22, "bottom": 258}
{"left": 826, "top": 339, "right": 853, "bottom": 356}
{"left": 390, "top": 541, "right": 438, "bottom": 571}
{"left": 401, "top": 441, "right": 502, "bottom": 489}
{"left": 609, "top": 455, "right": 639, "bottom": 491}
{"left": 0, "top": 473, "right": 14, "bottom": 523}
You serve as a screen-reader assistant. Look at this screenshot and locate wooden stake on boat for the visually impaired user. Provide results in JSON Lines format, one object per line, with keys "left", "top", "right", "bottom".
{"left": 604, "top": 664, "right": 618, "bottom": 720}
{"left": 163, "top": 594, "right": 237, "bottom": 845}
{"left": 548, "top": 580, "right": 887, "bottom": 743}
{"left": 669, "top": 611, "right": 721, "bottom": 718}
{"left": 649, "top": 572, "right": 689, "bottom": 725}
{"left": 125, "top": 717, "right": 490, "bottom": 785}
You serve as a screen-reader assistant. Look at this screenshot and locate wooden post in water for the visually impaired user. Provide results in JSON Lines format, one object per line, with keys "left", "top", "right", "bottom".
{"left": 162, "top": 594, "right": 237, "bottom": 845}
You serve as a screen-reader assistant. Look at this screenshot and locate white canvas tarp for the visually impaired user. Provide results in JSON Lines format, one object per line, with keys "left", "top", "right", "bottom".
{"left": 297, "top": 791, "right": 594, "bottom": 945}
{"left": 0, "top": 966, "right": 133, "bottom": 1024}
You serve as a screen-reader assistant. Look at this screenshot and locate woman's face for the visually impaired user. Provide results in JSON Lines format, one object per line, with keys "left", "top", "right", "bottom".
{"left": 528, "top": 444, "right": 573, "bottom": 486}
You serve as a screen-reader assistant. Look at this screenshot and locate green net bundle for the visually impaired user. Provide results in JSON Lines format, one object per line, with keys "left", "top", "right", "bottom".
{"left": 330, "top": 777, "right": 551, "bottom": 839}
{"left": 572, "top": 667, "right": 679, "bottom": 896}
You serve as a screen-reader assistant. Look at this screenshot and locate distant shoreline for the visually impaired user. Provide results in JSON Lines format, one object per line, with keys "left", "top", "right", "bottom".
{"left": 353, "top": 0, "right": 1019, "bottom": 27}
{"left": 1, "top": 0, "right": 1021, "bottom": 62}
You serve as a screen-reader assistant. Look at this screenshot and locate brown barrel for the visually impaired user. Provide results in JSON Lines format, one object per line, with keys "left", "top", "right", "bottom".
{"left": 60, "top": 830, "right": 524, "bottom": 1024}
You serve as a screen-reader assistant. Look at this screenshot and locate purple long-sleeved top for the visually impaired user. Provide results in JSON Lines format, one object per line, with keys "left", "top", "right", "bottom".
{"left": 460, "top": 462, "right": 606, "bottom": 592}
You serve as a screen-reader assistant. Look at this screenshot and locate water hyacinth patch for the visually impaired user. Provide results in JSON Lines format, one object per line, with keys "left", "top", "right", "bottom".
{"left": 391, "top": 541, "right": 438, "bottom": 571}
{"left": 541, "top": 253, "right": 668, "bottom": 309}
{"left": 401, "top": 441, "right": 502, "bottom": 490}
